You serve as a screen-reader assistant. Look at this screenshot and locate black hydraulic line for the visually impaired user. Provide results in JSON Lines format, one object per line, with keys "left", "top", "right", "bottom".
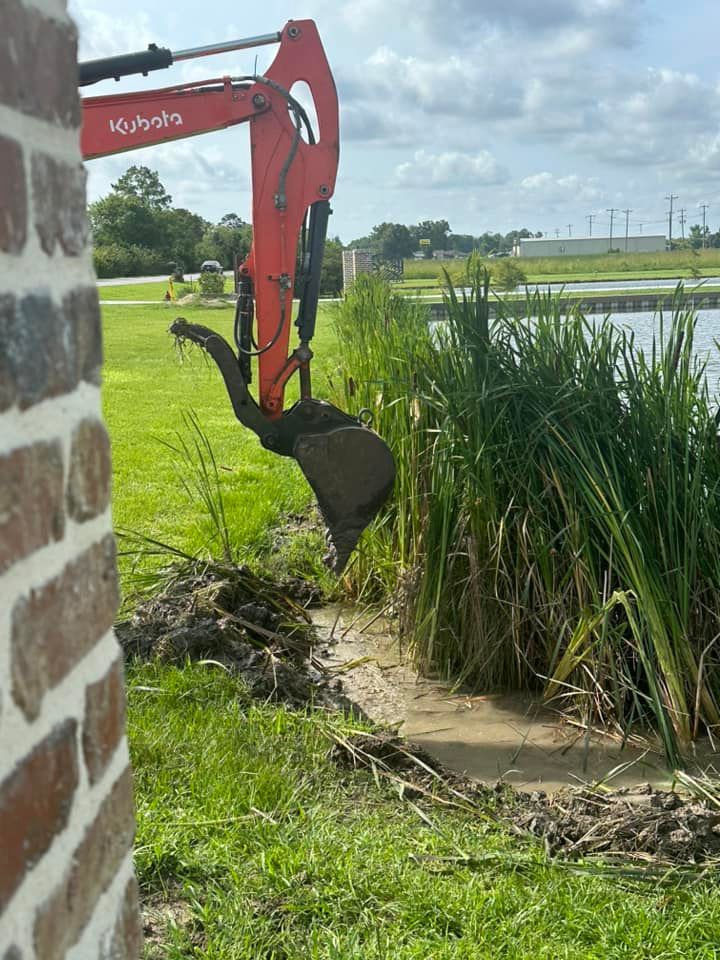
{"left": 78, "top": 30, "right": 282, "bottom": 87}
{"left": 78, "top": 46, "right": 173, "bottom": 86}
{"left": 295, "top": 200, "right": 331, "bottom": 343}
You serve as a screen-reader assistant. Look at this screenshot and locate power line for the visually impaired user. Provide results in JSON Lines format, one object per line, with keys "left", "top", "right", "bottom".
{"left": 623, "top": 208, "right": 632, "bottom": 252}
{"left": 665, "top": 194, "right": 678, "bottom": 248}
{"left": 607, "top": 208, "right": 618, "bottom": 251}
{"left": 700, "top": 202, "right": 710, "bottom": 248}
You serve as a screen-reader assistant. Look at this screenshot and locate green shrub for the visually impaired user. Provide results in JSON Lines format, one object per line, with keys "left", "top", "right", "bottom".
{"left": 490, "top": 258, "right": 527, "bottom": 290}
{"left": 92, "top": 242, "right": 168, "bottom": 277}
{"left": 198, "top": 271, "right": 225, "bottom": 296}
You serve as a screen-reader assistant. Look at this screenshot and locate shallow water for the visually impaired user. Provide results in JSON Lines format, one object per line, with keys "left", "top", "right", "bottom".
{"left": 313, "top": 607, "right": 720, "bottom": 793}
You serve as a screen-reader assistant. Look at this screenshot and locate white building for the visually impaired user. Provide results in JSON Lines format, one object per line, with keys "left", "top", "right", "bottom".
{"left": 514, "top": 235, "right": 667, "bottom": 257}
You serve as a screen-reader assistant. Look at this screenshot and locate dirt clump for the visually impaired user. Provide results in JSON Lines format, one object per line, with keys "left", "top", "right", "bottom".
{"left": 511, "top": 785, "right": 720, "bottom": 863}
{"left": 330, "top": 732, "right": 720, "bottom": 864}
{"left": 117, "top": 560, "right": 349, "bottom": 710}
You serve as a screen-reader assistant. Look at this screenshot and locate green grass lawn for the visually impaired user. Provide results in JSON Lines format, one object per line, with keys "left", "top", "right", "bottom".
{"left": 403, "top": 250, "right": 720, "bottom": 283}
{"left": 129, "top": 661, "right": 720, "bottom": 960}
{"left": 99, "top": 280, "right": 201, "bottom": 300}
{"left": 102, "top": 301, "right": 340, "bottom": 589}
{"left": 106, "top": 297, "right": 720, "bottom": 958}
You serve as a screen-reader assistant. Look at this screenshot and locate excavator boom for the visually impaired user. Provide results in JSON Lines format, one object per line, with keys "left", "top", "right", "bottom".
{"left": 79, "top": 21, "right": 395, "bottom": 572}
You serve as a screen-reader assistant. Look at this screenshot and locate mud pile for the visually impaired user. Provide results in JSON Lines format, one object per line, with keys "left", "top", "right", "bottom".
{"left": 513, "top": 785, "right": 720, "bottom": 863}
{"left": 331, "top": 732, "right": 720, "bottom": 865}
{"left": 116, "top": 560, "right": 347, "bottom": 709}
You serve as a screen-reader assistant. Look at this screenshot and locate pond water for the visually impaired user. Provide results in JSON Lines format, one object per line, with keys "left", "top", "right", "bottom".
{"left": 613, "top": 309, "right": 720, "bottom": 396}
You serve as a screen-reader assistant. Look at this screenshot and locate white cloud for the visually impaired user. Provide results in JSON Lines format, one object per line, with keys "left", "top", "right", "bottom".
{"left": 363, "top": 47, "right": 522, "bottom": 120}
{"left": 69, "top": 3, "right": 151, "bottom": 60}
{"left": 519, "top": 172, "right": 604, "bottom": 207}
{"left": 395, "top": 150, "right": 508, "bottom": 189}
{"left": 315, "top": 0, "right": 646, "bottom": 51}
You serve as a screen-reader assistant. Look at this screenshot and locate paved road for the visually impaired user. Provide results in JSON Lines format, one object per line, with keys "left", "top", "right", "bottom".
{"left": 96, "top": 272, "right": 233, "bottom": 286}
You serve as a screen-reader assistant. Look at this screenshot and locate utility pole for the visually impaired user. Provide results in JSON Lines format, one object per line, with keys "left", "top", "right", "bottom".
{"left": 555, "top": 227, "right": 560, "bottom": 238}
{"left": 679, "top": 207, "right": 686, "bottom": 241}
{"left": 665, "top": 193, "right": 678, "bottom": 248}
{"left": 586, "top": 214, "right": 595, "bottom": 237}
{"left": 607, "top": 208, "right": 618, "bottom": 252}
{"left": 623, "top": 208, "right": 632, "bottom": 252}
{"left": 700, "top": 203, "right": 710, "bottom": 248}
{"left": 567, "top": 224, "right": 573, "bottom": 238}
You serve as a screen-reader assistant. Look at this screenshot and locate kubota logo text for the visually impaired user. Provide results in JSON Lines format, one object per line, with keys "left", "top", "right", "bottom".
{"left": 109, "top": 110, "right": 183, "bottom": 135}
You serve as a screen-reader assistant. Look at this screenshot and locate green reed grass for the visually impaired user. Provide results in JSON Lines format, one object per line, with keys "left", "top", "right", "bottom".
{"left": 333, "top": 269, "right": 720, "bottom": 764}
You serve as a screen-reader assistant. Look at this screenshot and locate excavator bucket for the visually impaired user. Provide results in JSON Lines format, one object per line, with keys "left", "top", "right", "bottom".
{"left": 294, "top": 425, "right": 396, "bottom": 573}
{"left": 169, "top": 320, "right": 394, "bottom": 575}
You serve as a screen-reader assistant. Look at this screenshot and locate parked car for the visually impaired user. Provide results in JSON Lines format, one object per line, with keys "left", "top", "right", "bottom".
{"left": 200, "top": 259, "right": 223, "bottom": 273}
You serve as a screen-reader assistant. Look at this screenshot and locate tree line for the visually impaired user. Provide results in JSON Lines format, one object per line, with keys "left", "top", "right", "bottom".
{"left": 88, "top": 165, "right": 343, "bottom": 293}
{"left": 347, "top": 220, "right": 542, "bottom": 260}
{"left": 90, "top": 165, "right": 720, "bottom": 290}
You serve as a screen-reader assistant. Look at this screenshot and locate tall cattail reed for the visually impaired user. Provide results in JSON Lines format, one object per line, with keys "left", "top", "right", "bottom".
{"left": 333, "top": 266, "right": 720, "bottom": 765}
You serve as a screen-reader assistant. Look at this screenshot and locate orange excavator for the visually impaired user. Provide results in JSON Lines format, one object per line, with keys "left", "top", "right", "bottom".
{"left": 79, "top": 21, "right": 395, "bottom": 572}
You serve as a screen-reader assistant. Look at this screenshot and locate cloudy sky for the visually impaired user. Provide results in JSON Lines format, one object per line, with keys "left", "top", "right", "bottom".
{"left": 72, "top": 0, "right": 720, "bottom": 243}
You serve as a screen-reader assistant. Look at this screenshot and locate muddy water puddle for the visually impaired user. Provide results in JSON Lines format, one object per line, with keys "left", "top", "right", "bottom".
{"left": 313, "top": 606, "right": 718, "bottom": 793}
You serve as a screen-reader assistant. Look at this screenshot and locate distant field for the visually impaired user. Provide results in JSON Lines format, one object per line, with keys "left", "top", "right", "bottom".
{"left": 403, "top": 249, "right": 720, "bottom": 282}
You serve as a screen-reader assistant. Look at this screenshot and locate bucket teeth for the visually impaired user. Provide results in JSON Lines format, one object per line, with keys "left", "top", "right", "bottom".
{"left": 293, "top": 426, "right": 396, "bottom": 574}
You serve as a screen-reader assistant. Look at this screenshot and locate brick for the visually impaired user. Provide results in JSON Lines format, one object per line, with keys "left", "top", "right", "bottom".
{"left": 0, "top": 1, "right": 80, "bottom": 128}
{"left": 4, "top": 294, "right": 75, "bottom": 409}
{"left": 0, "top": 295, "right": 16, "bottom": 411}
{"left": 11, "top": 535, "right": 120, "bottom": 721}
{"left": 107, "top": 876, "right": 143, "bottom": 960}
{"left": 0, "top": 720, "right": 78, "bottom": 914}
{"left": 0, "top": 135, "right": 27, "bottom": 254}
{"left": 1, "top": 289, "right": 102, "bottom": 410}
{"left": 83, "top": 657, "right": 126, "bottom": 785}
{"left": 67, "top": 419, "right": 112, "bottom": 523}
{"left": 32, "top": 153, "right": 88, "bottom": 256}
{"left": 34, "top": 768, "right": 136, "bottom": 960}
{"left": 62, "top": 286, "right": 103, "bottom": 387}
{"left": 0, "top": 440, "right": 65, "bottom": 575}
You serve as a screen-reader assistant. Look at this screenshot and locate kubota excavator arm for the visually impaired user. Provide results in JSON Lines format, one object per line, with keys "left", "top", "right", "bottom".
{"left": 79, "top": 20, "right": 394, "bottom": 572}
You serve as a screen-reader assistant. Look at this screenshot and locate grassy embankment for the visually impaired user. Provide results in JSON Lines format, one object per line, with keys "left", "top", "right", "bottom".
{"left": 104, "top": 294, "right": 720, "bottom": 957}
{"left": 333, "top": 272, "right": 720, "bottom": 766}
{"left": 129, "top": 660, "right": 720, "bottom": 959}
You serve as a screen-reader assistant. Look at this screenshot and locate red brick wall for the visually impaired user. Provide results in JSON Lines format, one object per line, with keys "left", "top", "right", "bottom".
{"left": 0, "top": 2, "right": 141, "bottom": 956}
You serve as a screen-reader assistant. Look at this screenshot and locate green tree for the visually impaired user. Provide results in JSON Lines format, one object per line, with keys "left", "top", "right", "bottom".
{"left": 447, "top": 233, "right": 476, "bottom": 254}
{"left": 368, "top": 222, "right": 414, "bottom": 260}
{"left": 112, "top": 165, "right": 172, "bottom": 209}
{"left": 196, "top": 222, "right": 252, "bottom": 270}
{"left": 219, "top": 212, "right": 246, "bottom": 229}
{"left": 409, "top": 219, "right": 450, "bottom": 253}
{"left": 319, "top": 239, "right": 343, "bottom": 296}
{"left": 88, "top": 193, "right": 163, "bottom": 250}
{"left": 688, "top": 224, "right": 709, "bottom": 250}
{"left": 160, "top": 207, "right": 208, "bottom": 270}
